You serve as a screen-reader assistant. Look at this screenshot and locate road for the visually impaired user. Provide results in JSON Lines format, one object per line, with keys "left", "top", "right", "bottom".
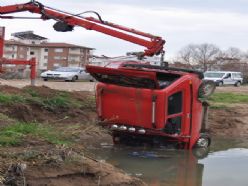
{"left": 0, "top": 78, "right": 248, "bottom": 93}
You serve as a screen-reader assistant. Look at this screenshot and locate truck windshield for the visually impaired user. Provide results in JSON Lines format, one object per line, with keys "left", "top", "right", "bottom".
{"left": 204, "top": 72, "right": 225, "bottom": 78}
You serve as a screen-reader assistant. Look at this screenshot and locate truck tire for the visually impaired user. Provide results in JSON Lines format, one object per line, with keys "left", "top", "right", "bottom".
{"left": 193, "top": 147, "right": 209, "bottom": 159}
{"left": 198, "top": 80, "right": 216, "bottom": 99}
{"left": 196, "top": 133, "right": 211, "bottom": 148}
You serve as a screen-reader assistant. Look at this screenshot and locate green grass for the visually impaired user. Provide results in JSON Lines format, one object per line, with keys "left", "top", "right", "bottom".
{"left": 209, "top": 92, "right": 248, "bottom": 104}
{"left": 0, "top": 122, "right": 70, "bottom": 146}
{"left": 24, "top": 88, "right": 39, "bottom": 97}
{"left": 0, "top": 93, "right": 25, "bottom": 104}
{"left": 0, "top": 91, "right": 84, "bottom": 110}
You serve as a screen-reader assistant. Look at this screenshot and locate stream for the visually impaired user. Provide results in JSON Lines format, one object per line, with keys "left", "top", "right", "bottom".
{"left": 87, "top": 137, "right": 248, "bottom": 186}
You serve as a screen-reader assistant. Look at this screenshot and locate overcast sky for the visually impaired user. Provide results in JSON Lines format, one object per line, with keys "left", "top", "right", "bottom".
{"left": 1, "top": 0, "right": 248, "bottom": 59}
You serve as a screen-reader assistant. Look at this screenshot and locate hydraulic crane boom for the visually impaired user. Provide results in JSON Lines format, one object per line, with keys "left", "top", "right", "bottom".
{"left": 0, "top": 1, "right": 165, "bottom": 57}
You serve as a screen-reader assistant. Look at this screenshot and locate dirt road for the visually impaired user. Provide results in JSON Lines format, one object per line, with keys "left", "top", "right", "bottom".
{"left": 1, "top": 79, "right": 248, "bottom": 93}
{"left": 0, "top": 79, "right": 96, "bottom": 92}
{"left": 216, "top": 85, "right": 248, "bottom": 93}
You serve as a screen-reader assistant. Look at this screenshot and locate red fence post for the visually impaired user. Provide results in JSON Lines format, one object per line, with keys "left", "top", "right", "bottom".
{"left": 0, "top": 27, "right": 5, "bottom": 72}
{"left": 30, "top": 57, "right": 36, "bottom": 86}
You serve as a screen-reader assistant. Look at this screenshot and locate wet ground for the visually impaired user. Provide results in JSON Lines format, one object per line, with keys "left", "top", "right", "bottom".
{"left": 87, "top": 137, "right": 248, "bottom": 186}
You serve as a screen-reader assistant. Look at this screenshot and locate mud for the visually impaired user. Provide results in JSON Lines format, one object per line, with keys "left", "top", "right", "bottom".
{"left": 0, "top": 146, "right": 144, "bottom": 186}
{"left": 209, "top": 104, "right": 248, "bottom": 137}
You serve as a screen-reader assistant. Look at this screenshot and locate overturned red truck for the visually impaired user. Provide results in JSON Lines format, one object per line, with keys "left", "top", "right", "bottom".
{"left": 0, "top": 1, "right": 215, "bottom": 149}
{"left": 86, "top": 63, "right": 215, "bottom": 149}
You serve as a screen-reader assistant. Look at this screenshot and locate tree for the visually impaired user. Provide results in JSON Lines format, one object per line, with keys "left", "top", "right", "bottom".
{"left": 177, "top": 43, "right": 221, "bottom": 71}
{"left": 222, "top": 47, "right": 243, "bottom": 60}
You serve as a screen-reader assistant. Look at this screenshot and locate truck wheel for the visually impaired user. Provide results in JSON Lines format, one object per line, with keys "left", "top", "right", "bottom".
{"left": 193, "top": 147, "right": 209, "bottom": 159}
{"left": 235, "top": 81, "right": 241, "bottom": 87}
{"left": 196, "top": 134, "right": 211, "bottom": 148}
{"left": 43, "top": 78, "right": 48, "bottom": 81}
{"left": 198, "top": 80, "right": 216, "bottom": 99}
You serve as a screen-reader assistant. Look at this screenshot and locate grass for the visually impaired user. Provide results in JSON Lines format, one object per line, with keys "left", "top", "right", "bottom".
{"left": 0, "top": 90, "right": 87, "bottom": 110}
{"left": 209, "top": 92, "right": 248, "bottom": 104}
{"left": 0, "top": 93, "right": 25, "bottom": 104}
{"left": 0, "top": 122, "right": 70, "bottom": 146}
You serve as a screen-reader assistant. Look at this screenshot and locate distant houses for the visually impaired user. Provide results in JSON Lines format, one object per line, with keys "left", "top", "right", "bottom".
{"left": 3, "top": 31, "right": 94, "bottom": 74}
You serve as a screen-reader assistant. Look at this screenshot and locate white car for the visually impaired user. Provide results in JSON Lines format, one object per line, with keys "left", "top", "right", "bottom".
{"left": 40, "top": 67, "right": 94, "bottom": 82}
{"left": 204, "top": 71, "right": 243, "bottom": 86}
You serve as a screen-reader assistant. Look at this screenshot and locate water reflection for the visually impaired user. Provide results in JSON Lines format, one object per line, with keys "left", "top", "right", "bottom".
{"left": 90, "top": 146, "right": 207, "bottom": 186}
{"left": 88, "top": 137, "right": 248, "bottom": 186}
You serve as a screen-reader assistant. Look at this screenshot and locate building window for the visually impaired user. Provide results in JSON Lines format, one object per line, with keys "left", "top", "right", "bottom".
{"left": 43, "top": 63, "right": 47, "bottom": 66}
{"left": 11, "top": 54, "right": 15, "bottom": 59}
{"left": 53, "top": 63, "right": 60, "bottom": 68}
{"left": 30, "top": 51, "right": 34, "bottom": 55}
{"left": 44, "top": 48, "right": 48, "bottom": 52}
{"left": 54, "top": 56, "right": 66, "bottom": 60}
{"left": 54, "top": 48, "right": 63, "bottom": 53}
{"left": 69, "top": 56, "right": 80, "bottom": 61}
{"left": 44, "top": 56, "right": 48, "bottom": 59}
{"left": 32, "top": 41, "right": 35, "bottom": 44}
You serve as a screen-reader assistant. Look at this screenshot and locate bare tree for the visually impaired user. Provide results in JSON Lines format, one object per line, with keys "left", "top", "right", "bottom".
{"left": 222, "top": 47, "right": 243, "bottom": 60}
{"left": 177, "top": 44, "right": 197, "bottom": 68}
{"left": 177, "top": 43, "right": 221, "bottom": 71}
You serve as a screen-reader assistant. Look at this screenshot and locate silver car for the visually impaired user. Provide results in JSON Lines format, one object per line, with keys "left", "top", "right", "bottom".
{"left": 40, "top": 67, "right": 94, "bottom": 82}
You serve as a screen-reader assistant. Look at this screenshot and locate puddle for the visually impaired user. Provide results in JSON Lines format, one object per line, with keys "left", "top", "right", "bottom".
{"left": 87, "top": 137, "right": 248, "bottom": 186}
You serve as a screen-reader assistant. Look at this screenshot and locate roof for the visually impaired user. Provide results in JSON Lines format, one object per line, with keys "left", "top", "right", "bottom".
{"left": 205, "top": 71, "right": 242, "bottom": 73}
{"left": 39, "top": 42, "right": 94, "bottom": 49}
{"left": 4, "top": 40, "right": 94, "bottom": 50}
{"left": 11, "top": 31, "right": 47, "bottom": 40}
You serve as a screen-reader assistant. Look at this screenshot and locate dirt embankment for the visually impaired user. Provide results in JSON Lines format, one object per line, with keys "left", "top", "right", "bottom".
{"left": 0, "top": 85, "right": 145, "bottom": 186}
{"left": 209, "top": 104, "right": 248, "bottom": 137}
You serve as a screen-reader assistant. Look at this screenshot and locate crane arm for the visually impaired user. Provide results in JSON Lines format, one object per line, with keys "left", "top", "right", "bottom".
{"left": 0, "top": 1, "right": 165, "bottom": 57}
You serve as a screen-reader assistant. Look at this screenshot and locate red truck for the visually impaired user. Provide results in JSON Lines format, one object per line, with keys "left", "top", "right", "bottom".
{"left": 87, "top": 63, "right": 215, "bottom": 149}
{"left": 0, "top": 1, "right": 215, "bottom": 149}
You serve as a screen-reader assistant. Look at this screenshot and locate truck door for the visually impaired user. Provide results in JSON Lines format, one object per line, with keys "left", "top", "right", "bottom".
{"left": 164, "top": 80, "right": 192, "bottom": 138}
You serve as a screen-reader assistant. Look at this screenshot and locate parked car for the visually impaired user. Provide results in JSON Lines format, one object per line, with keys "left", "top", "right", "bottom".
{"left": 204, "top": 71, "right": 243, "bottom": 86}
{"left": 40, "top": 67, "right": 94, "bottom": 82}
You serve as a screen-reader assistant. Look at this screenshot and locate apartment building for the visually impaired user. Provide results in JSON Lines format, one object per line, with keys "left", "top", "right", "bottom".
{"left": 3, "top": 31, "right": 94, "bottom": 72}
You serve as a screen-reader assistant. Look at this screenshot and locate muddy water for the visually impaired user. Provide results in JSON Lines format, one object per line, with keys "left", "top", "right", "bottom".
{"left": 87, "top": 137, "right": 248, "bottom": 186}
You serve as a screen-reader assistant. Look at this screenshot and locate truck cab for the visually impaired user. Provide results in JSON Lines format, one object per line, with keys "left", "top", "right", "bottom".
{"left": 86, "top": 63, "right": 215, "bottom": 149}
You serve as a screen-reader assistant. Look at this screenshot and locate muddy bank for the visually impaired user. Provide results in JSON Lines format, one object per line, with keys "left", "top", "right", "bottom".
{"left": 209, "top": 104, "right": 248, "bottom": 137}
{"left": 0, "top": 85, "right": 145, "bottom": 186}
{"left": 0, "top": 146, "right": 144, "bottom": 186}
